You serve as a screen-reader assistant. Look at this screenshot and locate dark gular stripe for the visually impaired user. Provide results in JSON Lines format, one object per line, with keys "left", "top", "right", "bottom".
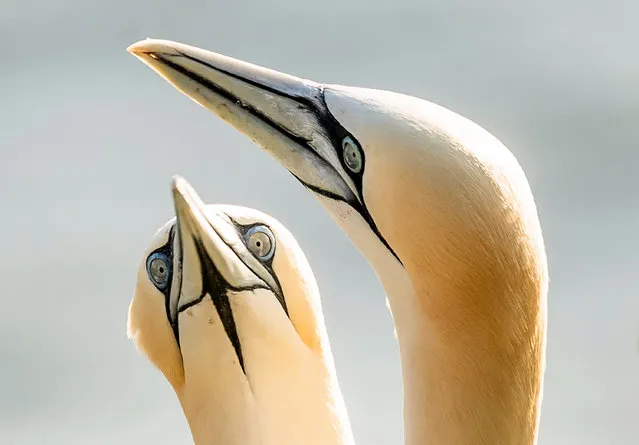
{"left": 292, "top": 172, "right": 401, "bottom": 264}
{"left": 158, "top": 221, "right": 271, "bottom": 375}
{"left": 178, "top": 235, "right": 249, "bottom": 374}
{"left": 153, "top": 52, "right": 403, "bottom": 266}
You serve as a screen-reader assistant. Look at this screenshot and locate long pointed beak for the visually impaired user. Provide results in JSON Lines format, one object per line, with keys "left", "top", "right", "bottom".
{"left": 171, "top": 175, "right": 264, "bottom": 373}
{"left": 127, "top": 39, "right": 358, "bottom": 202}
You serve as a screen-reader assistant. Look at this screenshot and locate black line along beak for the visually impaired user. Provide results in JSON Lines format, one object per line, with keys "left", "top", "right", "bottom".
{"left": 128, "top": 39, "right": 361, "bottom": 204}
{"left": 171, "top": 175, "right": 271, "bottom": 374}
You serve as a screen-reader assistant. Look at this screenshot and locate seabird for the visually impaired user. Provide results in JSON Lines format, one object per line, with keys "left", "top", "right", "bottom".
{"left": 128, "top": 40, "right": 549, "bottom": 445}
{"left": 128, "top": 176, "right": 355, "bottom": 445}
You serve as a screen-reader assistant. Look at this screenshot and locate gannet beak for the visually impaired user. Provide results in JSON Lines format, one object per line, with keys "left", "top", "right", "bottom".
{"left": 170, "top": 175, "right": 208, "bottom": 313}
{"left": 128, "top": 39, "right": 358, "bottom": 203}
{"left": 171, "top": 175, "right": 266, "bottom": 372}
{"left": 171, "top": 175, "right": 263, "bottom": 296}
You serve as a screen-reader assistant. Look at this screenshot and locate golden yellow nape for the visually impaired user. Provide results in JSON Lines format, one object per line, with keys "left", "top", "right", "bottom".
{"left": 128, "top": 40, "right": 548, "bottom": 445}
{"left": 128, "top": 176, "right": 354, "bottom": 445}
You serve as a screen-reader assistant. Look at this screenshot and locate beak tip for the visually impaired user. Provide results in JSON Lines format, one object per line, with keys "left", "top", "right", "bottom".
{"left": 171, "top": 173, "right": 184, "bottom": 185}
{"left": 171, "top": 174, "right": 188, "bottom": 197}
{"left": 126, "top": 38, "right": 182, "bottom": 57}
{"left": 126, "top": 39, "right": 150, "bottom": 55}
{"left": 171, "top": 175, "right": 205, "bottom": 215}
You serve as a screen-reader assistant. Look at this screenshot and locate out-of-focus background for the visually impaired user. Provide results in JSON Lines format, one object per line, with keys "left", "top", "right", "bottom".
{"left": 2, "top": 1, "right": 637, "bottom": 444}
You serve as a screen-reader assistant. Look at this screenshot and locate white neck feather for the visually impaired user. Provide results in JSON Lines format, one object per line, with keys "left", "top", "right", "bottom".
{"left": 173, "top": 291, "right": 355, "bottom": 445}
{"left": 318, "top": 196, "right": 546, "bottom": 445}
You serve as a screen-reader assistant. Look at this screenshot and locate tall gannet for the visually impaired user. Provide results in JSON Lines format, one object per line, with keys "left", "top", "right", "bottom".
{"left": 128, "top": 40, "right": 548, "bottom": 445}
{"left": 128, "top": 176, "right": 354, "bottom": 445}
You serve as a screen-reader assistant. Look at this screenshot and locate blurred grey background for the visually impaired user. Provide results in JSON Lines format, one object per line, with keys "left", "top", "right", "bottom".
{"left": 2, "top": 0, "right": 637, "bottom": 444}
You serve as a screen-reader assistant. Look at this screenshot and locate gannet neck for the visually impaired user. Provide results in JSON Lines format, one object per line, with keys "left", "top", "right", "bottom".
{"left": 173, "top": 305, "right": 259, "bottom": 445}
{"left": 394, "top": 282, "right": 544, "bottom": 445}
{"left": 351, "top": 228, "right": 546, "bottom": 445}
{"left": 172, "top": 289, "right": 354, "bottom": 445}
{"left": 174, "top": 305, "right": 353, "bottom": 445}
{"left": 229, "top": 288, "right": 355, "bottom": 445}
{"left": 371, "top": 199, "right": 546, "bottom": 445}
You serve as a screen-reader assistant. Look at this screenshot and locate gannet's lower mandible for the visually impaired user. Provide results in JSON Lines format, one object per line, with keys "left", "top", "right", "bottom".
{"left": 128, "top": 176, "right": 354, "bottom": 445}
{"left": 128, "top": 40, "right": 548, "bottom": 445}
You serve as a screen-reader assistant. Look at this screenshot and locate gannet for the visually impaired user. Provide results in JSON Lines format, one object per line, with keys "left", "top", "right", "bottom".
{"left": 128, "top": 176, "right": 354, "bottom": 445}
{"left": 128, "top": 40, "right": 549, "bottom": 445}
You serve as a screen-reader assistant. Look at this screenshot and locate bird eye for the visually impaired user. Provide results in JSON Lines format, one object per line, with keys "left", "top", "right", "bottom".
{"left": 146, "top": 252, "right": 171, "bottom": 290}
{"left": 342, "top": 136, "right": 362, "bottom": 173}
{"left": 245, "top": 225, "right": 275, "bottom": 261}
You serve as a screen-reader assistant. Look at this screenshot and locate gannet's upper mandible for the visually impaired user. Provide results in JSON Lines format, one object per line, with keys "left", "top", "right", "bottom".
{"left": 128, "top": 176, "right": 354, "bottom": 445}
{"left": 128, "top": 40, "right": 549, "bottom": 445}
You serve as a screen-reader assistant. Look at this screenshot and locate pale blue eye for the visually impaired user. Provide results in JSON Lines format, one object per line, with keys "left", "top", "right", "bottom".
{"left": 244, "top": 225, "right": 275, "bottom": 261}
{"left": 342, "top": 136, "right": 362, "bottom": 173}
{"left": 146, "top": 252, "right": 171, "bottom": 290}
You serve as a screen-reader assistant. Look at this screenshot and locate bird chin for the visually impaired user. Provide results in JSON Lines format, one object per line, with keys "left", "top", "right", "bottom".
{"left": 314, "top": 195, "right": 403, "bottom": 274}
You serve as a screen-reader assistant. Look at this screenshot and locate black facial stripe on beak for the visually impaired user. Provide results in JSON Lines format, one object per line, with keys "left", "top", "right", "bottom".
{"left": 154, "top": 53, "right": 401, "bottom": 265}
{"left": 179, "top": 235, "right": 261, "bottom": 375}
{"left": 174, "top": 214, "right": 274, "bottom": 375}
{"left": 154, "top": 53, "right": 321, "bottom": 152}
{"left": 175, "top": 51, "right": 324, "bottom": 108}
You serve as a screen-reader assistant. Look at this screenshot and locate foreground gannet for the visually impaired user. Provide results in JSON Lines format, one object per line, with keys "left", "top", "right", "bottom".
{"left": 128, "top": 176, "right": 354, "bottom": 445}
{"left": 128, "top": 40, "right": 549, "bottom": 445}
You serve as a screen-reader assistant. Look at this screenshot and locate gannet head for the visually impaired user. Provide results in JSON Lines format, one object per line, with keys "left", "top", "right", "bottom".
{"left": 128, "top": 176, "right": 353, "bottom": 445}
{"left": 127, "top": 40, "right": 547, "bottom": 300}
{"left": 128, "top": 40, "right": 549, "bottom": 444}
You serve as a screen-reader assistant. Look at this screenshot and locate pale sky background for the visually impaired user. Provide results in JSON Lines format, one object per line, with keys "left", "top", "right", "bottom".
{"left": 2, "top": 0, "right": 638, "bottom": 444}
